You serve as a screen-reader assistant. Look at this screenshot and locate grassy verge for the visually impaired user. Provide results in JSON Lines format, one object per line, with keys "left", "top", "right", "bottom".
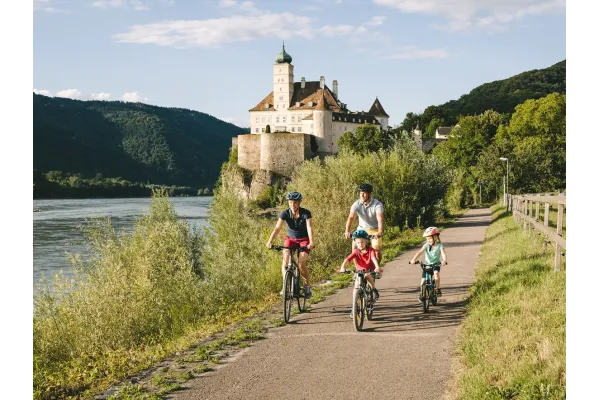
{"left": 452, "top": 204, "right": 566, "bottom": 399}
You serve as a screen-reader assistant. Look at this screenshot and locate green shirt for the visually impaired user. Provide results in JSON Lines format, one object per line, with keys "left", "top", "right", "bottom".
{"left": 423, "top": 242, "right": 444, "bottom": 265}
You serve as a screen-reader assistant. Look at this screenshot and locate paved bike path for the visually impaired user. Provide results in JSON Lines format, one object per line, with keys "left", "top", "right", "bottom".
{"left": 173, "top": 208, "right": 491, "bottom": 400}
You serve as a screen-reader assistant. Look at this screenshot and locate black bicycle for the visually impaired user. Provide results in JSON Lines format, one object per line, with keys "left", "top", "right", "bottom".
{"left": 271, "top": 245, "right": 308, "bottom": 323}
{"left": 412, "top": 260, "right": 439, "bottom": 313}
{"left": 343, "top": 269, "right": 381, "bottom": 331}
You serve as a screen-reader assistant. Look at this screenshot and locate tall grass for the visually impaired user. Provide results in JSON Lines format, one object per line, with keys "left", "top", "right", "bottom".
{"left": 33, "top": 191, "right": 207, "bottom": 398}
{"left": 454, "top": 204, "right": 566, "bottom": 399}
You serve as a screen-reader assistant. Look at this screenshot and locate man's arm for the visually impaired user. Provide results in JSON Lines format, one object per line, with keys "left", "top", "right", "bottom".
{"left": 376, "top": 210, "right": 384, "bottom": 237}
{"left": 344, "top": 210, "right": 357, "bottom": 239}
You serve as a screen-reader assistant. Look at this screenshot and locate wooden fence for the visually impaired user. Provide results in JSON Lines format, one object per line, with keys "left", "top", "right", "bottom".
{"left": 509, "top": 193, "right": 566, "bottom": 271}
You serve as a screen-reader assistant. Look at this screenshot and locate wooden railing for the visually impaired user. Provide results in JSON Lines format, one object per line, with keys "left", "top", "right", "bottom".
{"left": 509, "top": 193, "right": 566, "bottom": 271}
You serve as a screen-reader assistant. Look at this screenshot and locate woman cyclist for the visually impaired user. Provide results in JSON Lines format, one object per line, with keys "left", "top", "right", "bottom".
{"left": 339, "top": 229, "right": 382, "bottom": 300}
{"left": 266, "top": 192, "right": 315, "bottom": 299}
{"left": 409, "top": 227, "right": 447, "bottom": 300}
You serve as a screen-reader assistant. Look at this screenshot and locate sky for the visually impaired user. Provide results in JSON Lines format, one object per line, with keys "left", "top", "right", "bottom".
{"left": 32, "top": 0, "right": 566, "bottom": 128}
{"left": 6, "top": 0, "right": 600, "bottom": 395}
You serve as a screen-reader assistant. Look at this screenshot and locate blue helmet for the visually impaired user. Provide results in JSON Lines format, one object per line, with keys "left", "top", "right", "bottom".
{"left": 351, "top": 229, "right": 370, "bottom": 240}
{"left": 285, "top": 192, "right": 303, "bottom": 201}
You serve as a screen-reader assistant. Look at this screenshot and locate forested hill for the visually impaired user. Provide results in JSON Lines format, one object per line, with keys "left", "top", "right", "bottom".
{"left": 400, "top": 59, "right": 566, "bottom": 134}
{"left": 33, "top": 94, "right": 247, "bottom": 188}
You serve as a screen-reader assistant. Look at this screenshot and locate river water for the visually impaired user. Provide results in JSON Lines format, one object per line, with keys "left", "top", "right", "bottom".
{"left": 33, "top": 197, "right": 213, "bottom": 287}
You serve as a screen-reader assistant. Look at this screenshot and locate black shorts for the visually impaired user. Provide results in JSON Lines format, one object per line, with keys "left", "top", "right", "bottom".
{"left": 421, "top": 264, "right": 441, "bottom": 278}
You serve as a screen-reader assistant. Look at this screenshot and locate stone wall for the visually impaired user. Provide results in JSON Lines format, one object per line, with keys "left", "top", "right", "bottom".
{"left": 260, "top": 133, "right": 310, "bottom": 177}
{"left": 237, "top": 134, "right": 261, "bottom": 171}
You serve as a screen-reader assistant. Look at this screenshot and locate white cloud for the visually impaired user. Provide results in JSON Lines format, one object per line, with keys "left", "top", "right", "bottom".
{"left": 372, "top": 0, "right": 565, "bottom": 31}
{"left": 379, "top": 46, "right": 450, "bottom": 60}
{"left": 114, "top": 13, "right": 317, "bottom": 48}
{"left": 91, "top": 0, "right": 171, "bottom": 10}
{"left": 33, "top": 88, "right": 52, "bottom": 96}
{"left": 55, "top": 89, "right": 82, "bottom": 99}
{"left": 90, "top": 92, "right": 111, "bottom": 100}
{"left": 122, "top": 92, "right": 148, "bottom": 102}
{"left": 365, "top": 16, "right": 386, "bottom": 26}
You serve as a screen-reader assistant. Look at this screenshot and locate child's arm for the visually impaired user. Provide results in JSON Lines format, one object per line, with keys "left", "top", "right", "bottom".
{"left": 441, "top": 247, "right": 448, "bottom": 265}
{"left": 409, "top": 246, "right": 425, "bottom": 263}
{"left": 372, "top": 252, "right": 381, "bottom": 273}
{"left": 339, "top": 258, "right": 350, "bottom": 273}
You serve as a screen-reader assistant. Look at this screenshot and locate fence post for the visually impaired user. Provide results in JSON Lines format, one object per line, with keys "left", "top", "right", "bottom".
{"left": 535, "top": 194, "right": 540, "bottom": 221}
{"left": 554, "top": 203, "right": 565, "bottom": 272}
{"left": 544, "top": 202, "right": 550, "bottom": 227}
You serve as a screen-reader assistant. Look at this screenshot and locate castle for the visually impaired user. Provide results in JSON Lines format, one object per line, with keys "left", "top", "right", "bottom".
{"left": 233, "top": 44, "right": 391, "bottom": 177}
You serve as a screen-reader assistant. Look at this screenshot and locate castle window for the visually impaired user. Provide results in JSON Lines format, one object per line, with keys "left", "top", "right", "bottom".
{"left": 261, "top": 117, "right": 265, "bottom": 123}
{"left": 255, "top": 117, "right": 259, "bottom": 123}
{"left": 255, "top": 128, "right": 259, "bottom": 133}
{"left": 359, "top": 119, "right": 361, "bottom": 123}
{"left": 279, "top": 96, "right": 283, "bottom": 100}
{"left": 344, "top": 117, "right": 347, "bottom": 121}
{"left": 292, "top": 127, "right": 295, "bottom": 132}
{"left": 291, "top": 116, "right": 295, "bottom": 122}
{"left": 262, "top": 128, "right": 265, "bottom": 133}
{"left": 353, "top": 118, "right": 355, "bottom": 122}
{"left": 298, "top": 126, "right": 302, "bottom": 132}
{"left": 276, "top": 117, "right": 280, "bottom": 123}
{"left": 283, "top": 116, "right": 287, "bottom": 123}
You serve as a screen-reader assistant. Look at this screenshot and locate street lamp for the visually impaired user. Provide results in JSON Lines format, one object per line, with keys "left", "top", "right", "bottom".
{"left": 499, "top": 157, "right": 509, "bottom": 209}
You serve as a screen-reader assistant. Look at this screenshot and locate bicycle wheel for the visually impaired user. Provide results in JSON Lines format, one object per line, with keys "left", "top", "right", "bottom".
{"left": 366, "top": 288, "right": 374, "bottom": 320}
{"left": 422, "top": 285, "right": 430, "bottom": 313}
{"left": 283, "top": 270, "right": 294, "bottom": 323}
{"left": 431, "top": 285, "right": 438, "bottom": 306}
{"left": 352, "top": 289, "right": 365, "bottom": 331}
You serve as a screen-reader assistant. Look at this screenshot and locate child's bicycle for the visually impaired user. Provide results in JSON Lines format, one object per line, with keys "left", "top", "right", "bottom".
{"left": 342, "top": 269, "right": 382, "bottom": 331}
{"left": 270, "top": 245, "right": 308, "bottom": 323}
{"left": 411, "top": 260, "right": 439, "bottom": 313}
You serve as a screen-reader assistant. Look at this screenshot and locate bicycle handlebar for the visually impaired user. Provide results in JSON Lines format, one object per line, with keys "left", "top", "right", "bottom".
{"left": 270, "top": 245, "right": 310, "bottom": 252}
{"left": 339, "top": 269, "right": 382, "bottom": 279}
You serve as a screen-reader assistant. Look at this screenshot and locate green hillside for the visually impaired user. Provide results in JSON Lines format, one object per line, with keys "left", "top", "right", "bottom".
{"left": 399, "top": 59, "right": 566, "bottom": 135}
{"left": 33, "top": 94, "right": 247, "bottom": 190}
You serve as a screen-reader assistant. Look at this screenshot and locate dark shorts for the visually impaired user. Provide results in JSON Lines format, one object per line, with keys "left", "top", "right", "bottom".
{"left": 284, "top": 237, "right": 310, "bottom": 254}
{"left": 421, "top": 264, "right": 441, "bottom": 278}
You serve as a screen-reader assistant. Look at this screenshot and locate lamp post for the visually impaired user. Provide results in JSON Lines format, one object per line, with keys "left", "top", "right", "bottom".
{"left": 499, "top": 157, "right": 509, "bottom": 210}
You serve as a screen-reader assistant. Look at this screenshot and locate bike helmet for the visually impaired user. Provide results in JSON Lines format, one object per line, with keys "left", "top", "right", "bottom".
{"left": 423, "top": 226, "right": 440, "bottom": 237}
{"left": 285, "top": 191, "right": 303, "bottom": 201}
{"left": 358, "top": 183, "right": 373, "bottom": 193}
{"left": 352, "top": 229, "right": 370, "bottom": 240}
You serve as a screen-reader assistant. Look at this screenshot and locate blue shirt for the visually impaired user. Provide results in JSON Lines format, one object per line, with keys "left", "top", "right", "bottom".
{"left": 279, "top": 208, "right": 312, "bottom": 239}
{"left": 423, "top": 242, "right": 445, "bottom": 265}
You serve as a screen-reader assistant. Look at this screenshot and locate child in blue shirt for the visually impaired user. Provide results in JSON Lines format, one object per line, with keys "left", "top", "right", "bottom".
{"left": 409, "top": 227, "right": 448, "bottom": 299}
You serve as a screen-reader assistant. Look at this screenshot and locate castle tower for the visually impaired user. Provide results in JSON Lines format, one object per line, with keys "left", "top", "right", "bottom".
{"left": 273, "top": 42, "right": 294, "bottom": 111}
{"left": 368, "top": 97, "right": 390, "bottom": 130}
{"left": 313, "top": 89, "right": 333, "bottom": 153}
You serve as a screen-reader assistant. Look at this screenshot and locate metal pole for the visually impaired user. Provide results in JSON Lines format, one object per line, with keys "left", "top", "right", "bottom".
{"left": 503, "top": 176, "right": 506, "bottom": 206}
{"left": 506, "top": 160, "right": 509, "bottom": 212}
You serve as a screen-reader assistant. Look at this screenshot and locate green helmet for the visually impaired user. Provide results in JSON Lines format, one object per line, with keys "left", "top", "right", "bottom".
{"left": 351, "top": 229, "right": 370, "bottom": 240}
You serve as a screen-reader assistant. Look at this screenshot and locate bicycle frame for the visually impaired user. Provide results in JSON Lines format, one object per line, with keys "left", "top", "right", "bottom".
{"left": 348, "top": 269, "right": 379, "bottom": 331}
{"left": 416, "top": 261, "right": 438, "bottom": 312}
{"left": 271, "top": 245, "right": 308, "bottom": 323}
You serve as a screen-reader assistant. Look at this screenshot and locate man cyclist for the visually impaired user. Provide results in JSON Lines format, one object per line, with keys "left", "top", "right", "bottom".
{"left": 344, "top": 183, "right": 384, "bottom": 262}
{"left": 266, "top": 191, "right": 315, "bottom": 299}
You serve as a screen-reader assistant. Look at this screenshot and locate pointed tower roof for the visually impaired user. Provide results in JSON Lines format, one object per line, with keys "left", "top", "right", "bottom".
{"left": 368, "top": 97, "right": 389, "bottom": 117}
{"left": 275, "top": 41, "right": 293, "bottom": 64}
{"left": 314, "top": 90, "right": 331, "bottom": 111}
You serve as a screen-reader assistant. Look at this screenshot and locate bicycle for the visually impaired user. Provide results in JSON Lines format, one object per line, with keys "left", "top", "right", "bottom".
{"left": 270, "top": 245, "right": 308, "bottom": 323}
{"left": 342, "top": 269, "right": 381, "bottom": 331}
{"left": 411, "top": 260, "right": 439, "bottom": 313}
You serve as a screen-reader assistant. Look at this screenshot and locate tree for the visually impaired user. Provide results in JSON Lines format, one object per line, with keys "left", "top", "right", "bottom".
{"left": 425, "top": 117, "right": 446, "bottom": 138}
{"left": 337, "top": 124, "right": 392, "bottom": 154}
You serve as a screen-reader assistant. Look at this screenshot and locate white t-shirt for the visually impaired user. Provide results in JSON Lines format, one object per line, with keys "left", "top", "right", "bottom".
{"left": 350, "top": 198, "right": 383, "bottom": 230}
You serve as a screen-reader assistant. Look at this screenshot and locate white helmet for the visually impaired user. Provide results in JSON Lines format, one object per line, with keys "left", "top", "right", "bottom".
{"left": 423, "top": 227, "right": 440, "bottom": 237}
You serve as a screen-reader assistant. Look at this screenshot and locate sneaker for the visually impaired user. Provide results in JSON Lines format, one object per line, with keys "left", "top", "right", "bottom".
{"left": 304, "top": 286, "right": 312, "bottom": 299}
{"left": 373, "top": 288, "right": 380, "bottom": 300}
{"left": 436, "top": 289, "right": 442, "bottom": 297}
{"left": 279, "top": 289, "right": 284, "bottom": 296}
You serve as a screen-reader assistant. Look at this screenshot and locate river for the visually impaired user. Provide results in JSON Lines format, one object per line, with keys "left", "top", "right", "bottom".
{"left": 33, "top": 197, "right": 213, "bottom": 287}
